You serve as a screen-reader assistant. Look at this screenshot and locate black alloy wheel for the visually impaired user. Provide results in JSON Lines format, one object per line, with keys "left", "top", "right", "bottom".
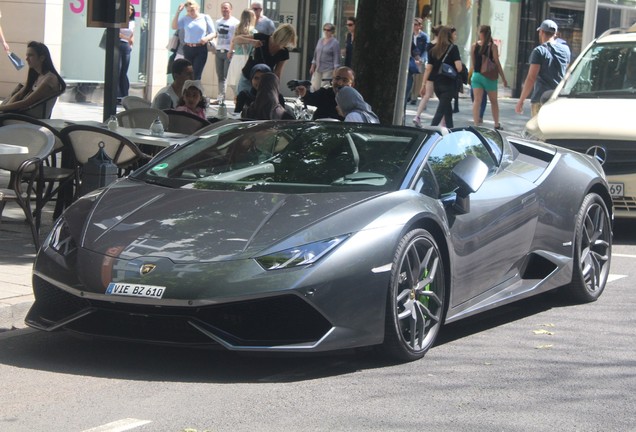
{"left": 563, "top": 192, "right": 612, "bottom": 303}
{"left": 382, "top": 228, "right": 446, "bottom": 361}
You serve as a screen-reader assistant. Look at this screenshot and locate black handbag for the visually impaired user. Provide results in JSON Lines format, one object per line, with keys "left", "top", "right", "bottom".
{"left": 438, "top": 45, "right": 457, "bottom": 79}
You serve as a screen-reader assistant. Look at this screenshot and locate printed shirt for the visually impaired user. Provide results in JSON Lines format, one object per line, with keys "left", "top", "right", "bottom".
{"left": 215, "top": 16, "right": 240, "bottom": 51}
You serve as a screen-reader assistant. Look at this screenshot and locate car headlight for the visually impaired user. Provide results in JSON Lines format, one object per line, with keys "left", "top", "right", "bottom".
{"left": 46, "top": 217, "right": 77, "bottom": 256}
{"left": 255, "top": 235, "right": 349, "bottom": 270}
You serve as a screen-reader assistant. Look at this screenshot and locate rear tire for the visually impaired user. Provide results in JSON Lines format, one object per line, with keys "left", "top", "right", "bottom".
{"left": 562, "top": 193, "right": 612, "bottom": 303}
{"left": 381, "top": 229, "right": 446, "bottom": 362}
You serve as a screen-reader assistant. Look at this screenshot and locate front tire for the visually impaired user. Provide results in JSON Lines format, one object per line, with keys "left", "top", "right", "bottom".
{"left": 381, "top": 229, "right": 446, "bottom": 362}
{"left": 562, "top": 193, "right": 612, "bottom": 303}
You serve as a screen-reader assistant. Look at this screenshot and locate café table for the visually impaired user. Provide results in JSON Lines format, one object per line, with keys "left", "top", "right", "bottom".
{"left": 42, "top": 119, "right": 194, "bottom": 149}
{"left": 0, "top": 143, "right": 28, "bottom": 154}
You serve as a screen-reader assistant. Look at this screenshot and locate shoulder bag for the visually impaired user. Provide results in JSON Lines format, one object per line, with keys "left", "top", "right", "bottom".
{"left": 480, "top": 45, "right": 498, "bottom": 80}
{"left": 438, "top": 45, "right": 457, "bottom": 79}
{"left": 167, "top": 31, "right": 180, "bottom": 52}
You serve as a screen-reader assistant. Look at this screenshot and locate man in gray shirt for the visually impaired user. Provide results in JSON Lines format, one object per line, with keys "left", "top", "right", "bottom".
{"left": 515, "top": 19, "right": 570, "bottom": 117}
{"left": 251, "top": 1, "right": 275, "bottom": 35}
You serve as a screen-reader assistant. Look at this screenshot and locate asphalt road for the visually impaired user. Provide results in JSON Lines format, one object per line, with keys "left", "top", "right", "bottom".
{"left": 0, "top": 220, "right": 634, "bottom": 432}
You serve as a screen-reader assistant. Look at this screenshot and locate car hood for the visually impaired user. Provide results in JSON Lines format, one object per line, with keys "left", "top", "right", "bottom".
{"left": 527, "top": 98, "right": 636, "bottom": 140}
{"left": 73, "top": 180, "right": 386, "bottom": 262}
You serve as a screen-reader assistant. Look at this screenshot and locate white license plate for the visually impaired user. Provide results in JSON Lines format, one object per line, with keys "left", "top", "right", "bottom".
{"left": 609, "top": 182, "right": 624, "bottom": 197}
{"left": 106, "top": 282, "right": 165, "bottom": 299}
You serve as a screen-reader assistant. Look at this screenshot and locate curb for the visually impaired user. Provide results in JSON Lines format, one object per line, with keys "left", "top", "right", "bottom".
{"left": 0, "top": 294, "right": 34, "bottom": 331}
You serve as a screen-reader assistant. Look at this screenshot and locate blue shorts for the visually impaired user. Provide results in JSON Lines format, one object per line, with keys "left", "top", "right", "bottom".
{"left": 471, "top": 72, "right": 498, "bottom": 92}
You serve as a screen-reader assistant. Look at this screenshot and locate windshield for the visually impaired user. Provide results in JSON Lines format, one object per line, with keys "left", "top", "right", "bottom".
{"left": 132, "top": 122, "right": 427, "bottom": 193}
{"left": 560, "top": 42, "right": 636, "bottom": 98}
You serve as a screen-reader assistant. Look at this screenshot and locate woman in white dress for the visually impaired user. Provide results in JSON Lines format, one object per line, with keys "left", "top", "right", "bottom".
{"left": 226, "top": 9, "right": 255, "bottom": 100}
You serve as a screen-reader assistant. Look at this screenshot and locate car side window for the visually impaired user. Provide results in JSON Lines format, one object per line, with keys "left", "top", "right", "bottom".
{"left": 418, "top": 131, "right": 496, "bottom": 197}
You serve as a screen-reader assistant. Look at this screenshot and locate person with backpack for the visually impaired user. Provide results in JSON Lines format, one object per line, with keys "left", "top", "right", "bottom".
{"left": 470, "top": 25, "right": 508, "bottom": 129}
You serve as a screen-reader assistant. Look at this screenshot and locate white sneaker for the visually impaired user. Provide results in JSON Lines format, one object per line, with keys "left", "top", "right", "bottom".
{"left": 412, "top": 116, "right": 422, "bottom": 127}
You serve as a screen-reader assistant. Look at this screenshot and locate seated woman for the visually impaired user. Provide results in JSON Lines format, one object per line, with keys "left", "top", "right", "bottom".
{"left": 242, "top": 72, "right": 293, "bottom": 120}
{"left": 235, "top": 63, "right": 285, "bottom": 114}
{"left": 335, "top": 86, "right": 379, "bottom": 123}
{"left": 0, "top": 41, "right": 66, "bottom": 114}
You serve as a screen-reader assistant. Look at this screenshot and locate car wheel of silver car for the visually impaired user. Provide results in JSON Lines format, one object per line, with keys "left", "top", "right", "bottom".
{"left": 382, "top": 228, "right": 446, "bottom": 361}
{"left": 563, "top": 193, "right": 612, "bottom": 303}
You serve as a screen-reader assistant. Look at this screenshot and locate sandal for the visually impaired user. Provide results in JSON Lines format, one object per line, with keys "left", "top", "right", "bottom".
{"left": 495, "top": 124, "right": 503, "bottom": 130}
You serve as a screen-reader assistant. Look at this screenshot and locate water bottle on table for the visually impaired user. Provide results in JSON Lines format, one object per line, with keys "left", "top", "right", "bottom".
{"left": 150, "top": 117, "right": 164, "bottom": 136}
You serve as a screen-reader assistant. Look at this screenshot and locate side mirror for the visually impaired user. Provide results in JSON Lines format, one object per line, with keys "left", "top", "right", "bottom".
{"left": 450, "top": 155, "right": 488, "bottom": 214}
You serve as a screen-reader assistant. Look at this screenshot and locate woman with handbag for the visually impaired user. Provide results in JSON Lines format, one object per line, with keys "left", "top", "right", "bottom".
{"left": 470, "top": 25, "right": 507, "bottom": 129}
{"left": 419, "top": 26, "right": 463, "bottom": 128}
{"left": 172, "top": 1, "right": 216, "bottom": 80}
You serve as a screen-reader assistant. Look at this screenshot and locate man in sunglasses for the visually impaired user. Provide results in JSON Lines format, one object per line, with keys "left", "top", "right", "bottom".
{"left": 251, "top": 1, "right": 275, "bottom": 35}
{"left": 296, "top": 66, "right": 355, "bottom": 120}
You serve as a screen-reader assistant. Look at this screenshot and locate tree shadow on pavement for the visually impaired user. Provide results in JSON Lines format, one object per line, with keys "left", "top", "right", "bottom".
{"left": 0, "top": 291, "right": 572, "bottom": 383}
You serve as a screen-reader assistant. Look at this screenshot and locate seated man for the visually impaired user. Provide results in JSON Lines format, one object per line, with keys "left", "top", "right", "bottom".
{"left": 295, "top": 66, "right": 355, "bottom": 121}
{"left": 152, "top": 58, "right": 194, "bottom": 110}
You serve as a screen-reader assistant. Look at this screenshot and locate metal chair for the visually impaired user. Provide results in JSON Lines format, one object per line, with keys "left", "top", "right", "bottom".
{"left": 0, "top": 124, "right": 56, "bottom": 249}
{"left": 116, "top": 107, "right": 169, "bottom": 130}
{"left": 163, "top": 109, "right": 211, "bottom": 135}
{"left": 0, "top": 113, "right": 75, "bottom": 218}
{"left": 122, "top": 95, "right": 151, "bottom": 110}
{"left": 59, "top": 124, "right": 151, "bottom": 200}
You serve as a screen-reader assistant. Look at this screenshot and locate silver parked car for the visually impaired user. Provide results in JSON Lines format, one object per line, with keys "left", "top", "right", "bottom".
{"left": 27, "top": 121, "right": 612, "bottom": 361}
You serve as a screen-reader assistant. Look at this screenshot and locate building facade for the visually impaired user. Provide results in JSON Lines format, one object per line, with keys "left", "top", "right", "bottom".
{"left": 0, "top": 0, "right": 634, "bottom": 103}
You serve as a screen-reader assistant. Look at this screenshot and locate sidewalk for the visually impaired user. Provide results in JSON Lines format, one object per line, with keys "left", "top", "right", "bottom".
{"left": 0, "top": 95, "right": 529, "bottom": 331}
{"left": 0, "top": 101, "right": 104, "bottom": 331}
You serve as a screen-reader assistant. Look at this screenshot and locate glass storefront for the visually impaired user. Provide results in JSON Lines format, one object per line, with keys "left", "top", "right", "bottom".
{"left": 61, "top": 0, "right": 149, "bottom": 98}
{"left": 548, "top": 0, "right": 636, "bottom": 59}
{"left": 438, "top": 0, "right": 521, "bottom": 83}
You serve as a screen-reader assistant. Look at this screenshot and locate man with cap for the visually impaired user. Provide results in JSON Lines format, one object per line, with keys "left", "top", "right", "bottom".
{"left": 515, "top": 19, "right": 571, "bottom": 117}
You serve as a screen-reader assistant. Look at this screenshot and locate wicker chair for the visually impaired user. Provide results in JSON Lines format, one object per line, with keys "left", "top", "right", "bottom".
{"left": 0, "top": 124, "right": 56, "bottom": 248}
{"left": 164, "top": 109, "right": 210, "bottom": 135}
{"left": 122, "top": 95, "right": 151, "bottom": 110}
{"left": 59, "top": 124, "right": 151, "bottom": 199}
{"left": 0, "top": 113, "right": 75, "bottom": 218}
{"left": 116, "top": 107, "right": 169, "bottom": 130}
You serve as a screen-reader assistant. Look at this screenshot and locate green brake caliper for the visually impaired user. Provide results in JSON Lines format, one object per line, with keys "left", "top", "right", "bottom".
{"left": 418, "top": 268, "right": 431, "bottom": 310}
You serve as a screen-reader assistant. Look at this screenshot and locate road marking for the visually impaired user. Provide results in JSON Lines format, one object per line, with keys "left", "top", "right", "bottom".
{"left": 81, "top": 419, "right": 152, "bottom": 432}
{"left": 613, "top": 253, "right": 636, "bottom": 259}
{"left": 608, "top": 274, "right": 626, "bottom": 283}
